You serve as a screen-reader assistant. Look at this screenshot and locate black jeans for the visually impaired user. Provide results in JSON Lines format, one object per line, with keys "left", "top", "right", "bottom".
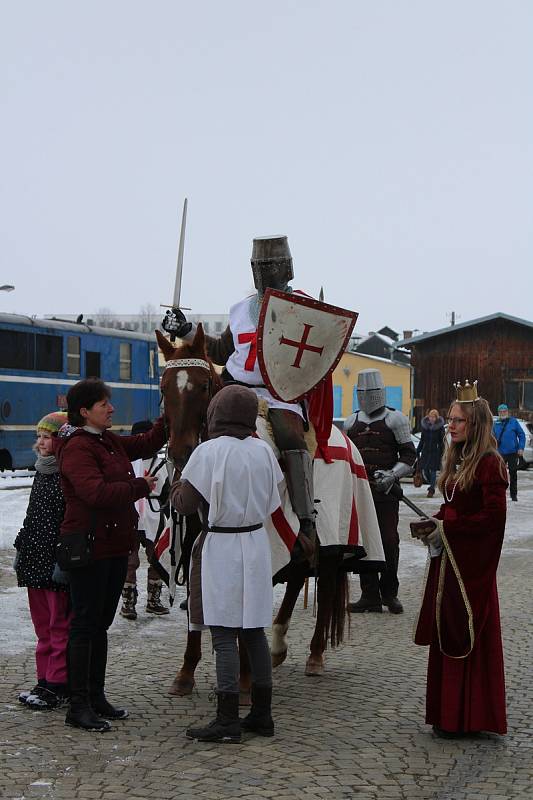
{"left": 503, "top": 453, "right": 519, "bottom": 499}
{"left": 69, "top": 556, "right": 128, "bottom": 646}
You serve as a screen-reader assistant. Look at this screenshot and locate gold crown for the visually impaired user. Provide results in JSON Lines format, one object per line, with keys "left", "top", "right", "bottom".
{"left": 453, "top": 379, "right": 480, "bottom": 403}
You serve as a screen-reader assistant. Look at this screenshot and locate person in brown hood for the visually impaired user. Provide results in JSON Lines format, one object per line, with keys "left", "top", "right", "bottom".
{"left": 171, "top": 385, "right": 285, "bottom": 744}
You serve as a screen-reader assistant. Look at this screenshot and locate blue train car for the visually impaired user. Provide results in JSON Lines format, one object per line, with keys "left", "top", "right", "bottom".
{"left": 0, "top": 314, "right": 161, "bottom": 469}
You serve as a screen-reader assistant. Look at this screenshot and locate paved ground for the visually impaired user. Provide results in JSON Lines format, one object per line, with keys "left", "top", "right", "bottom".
{"left": 1, "top": 473, "right": 532, "bottom": 800}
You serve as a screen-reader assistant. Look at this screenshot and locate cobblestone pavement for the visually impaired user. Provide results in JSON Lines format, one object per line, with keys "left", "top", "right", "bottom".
{"left": 1, "top": 474, "right": 532, "bottom": 799}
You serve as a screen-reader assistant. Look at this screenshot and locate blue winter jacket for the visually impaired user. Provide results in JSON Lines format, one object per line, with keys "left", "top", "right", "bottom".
{"left": 493, "top": 417, "right": 525, "bottom": 456}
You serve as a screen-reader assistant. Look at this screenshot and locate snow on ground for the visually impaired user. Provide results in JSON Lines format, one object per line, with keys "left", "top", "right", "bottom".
{"left": 1, "top": 468, "right": 532, "bottom": 657}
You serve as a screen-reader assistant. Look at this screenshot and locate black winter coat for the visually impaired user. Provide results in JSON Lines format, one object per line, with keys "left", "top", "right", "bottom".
{"left": 416, "top": 416, "right": 446, "bottom": 472}
{"left": 14, "top": 471, "right": 67, "bottom": 591}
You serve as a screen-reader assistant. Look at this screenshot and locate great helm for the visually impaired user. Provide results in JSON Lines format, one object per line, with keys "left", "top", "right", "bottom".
{"left": 251, "top": 235, "right": 294, "bottom": 295}
{"left": 357, "top": 369, "right": 386, "bottom": 415}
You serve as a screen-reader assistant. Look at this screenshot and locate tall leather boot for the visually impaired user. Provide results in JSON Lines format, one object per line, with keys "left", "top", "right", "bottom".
{"left": 348, "top": 573, "right": 383, "bottom": 613}
{"left": 65, "top": 641, "right": 110, "bottom": 732}
{"left": 89, "top": 633, "right": 128, "bottom": 720}
{"left": 241, "top": 684, "right": 274, "bottom": 737}
{"left": 185, "top": 692, "right": 241, "bottom": 743}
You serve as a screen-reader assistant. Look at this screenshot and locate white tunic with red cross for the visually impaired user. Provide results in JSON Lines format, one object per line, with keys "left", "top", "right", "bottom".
{"left": 225, "top": 294, "right": 304, "bottom": 417}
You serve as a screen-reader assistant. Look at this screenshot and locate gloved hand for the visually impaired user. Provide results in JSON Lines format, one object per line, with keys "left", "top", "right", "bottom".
{"left": 373, "top": 469, "right": 396, "bottom": 493}
{"left": 422, "top": 526, "right": 443, "bottom": 549}
{"left": 161, "top": 308, "right": 192, "bottom": 338}
{"left": 410, "top": 518, "right": 437, "bottom": 539}
{"left": 51, "top": 563, "right": 70, "bottom": 585}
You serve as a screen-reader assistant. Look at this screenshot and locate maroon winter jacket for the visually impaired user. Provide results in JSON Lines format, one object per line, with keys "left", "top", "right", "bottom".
{"left": 54, "top": 419, "right": 167, "bottom": 559}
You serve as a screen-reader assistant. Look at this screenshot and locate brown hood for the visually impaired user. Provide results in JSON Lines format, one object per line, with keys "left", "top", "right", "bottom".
{"left": 207, "top": 385, "right": 258, "bottom": 440}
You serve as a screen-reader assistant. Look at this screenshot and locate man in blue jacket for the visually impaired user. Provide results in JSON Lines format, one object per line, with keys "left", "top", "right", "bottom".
{"left": 493, "top": 404, "right": 525, "bottom": 502}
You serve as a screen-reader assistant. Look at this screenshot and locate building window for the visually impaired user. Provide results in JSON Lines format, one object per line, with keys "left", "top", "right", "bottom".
{"left": 120, "top": 343, "right": 132, "bottom": 380}
{"left": 385, "top": 386, "right": 403, "bottom": 411}
{"left": 36, "top": 334, "right": 63, "bottom": 372}
{"left": 523, "top": 382, "right": 533, "bottom": 411}
{"left": 505, "top": 381, "right": 520, "bottom": 409}
{"left": 333, "top": 385, "right": 343, "bottom": 418}
{"left": 215, "top": 321, "right": 223, "bottom": 333}
{"left": 67, "top": 336, "right": 80, "bottom": 375}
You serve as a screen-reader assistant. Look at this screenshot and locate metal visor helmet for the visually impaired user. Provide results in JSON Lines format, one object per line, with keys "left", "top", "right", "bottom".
{"left": 357, "top": 369, "right": 386, "bottom": 415}
{"left": 251, "top": 235, "right": 294, "bottom": 295}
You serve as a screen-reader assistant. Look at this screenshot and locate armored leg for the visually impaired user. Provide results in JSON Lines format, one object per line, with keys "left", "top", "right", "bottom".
{"left": 268, "top": 409, "right": 316, "bottom": 564}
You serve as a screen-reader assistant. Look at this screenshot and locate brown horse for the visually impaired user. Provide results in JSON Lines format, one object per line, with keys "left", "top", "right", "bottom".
{"left": 155, "top": 325, "right": 349, "bottom": 699}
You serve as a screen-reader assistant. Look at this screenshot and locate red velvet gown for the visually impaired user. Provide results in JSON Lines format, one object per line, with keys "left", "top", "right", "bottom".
{"left": 414, "top": 453, "right": 507, "bottom": 734}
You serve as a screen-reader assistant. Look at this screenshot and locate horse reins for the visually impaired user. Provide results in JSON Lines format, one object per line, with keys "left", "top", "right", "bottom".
{"left": 160, "top": 356, "right": 216, "bottom": 596}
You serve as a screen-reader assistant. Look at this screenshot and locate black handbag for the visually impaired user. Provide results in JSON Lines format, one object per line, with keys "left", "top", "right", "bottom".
{"left": 56, "top": 518, "right": 95, "bottom": 570}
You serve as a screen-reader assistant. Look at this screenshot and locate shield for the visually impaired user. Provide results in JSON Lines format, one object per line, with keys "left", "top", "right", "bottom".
{"left": 257, "top": 289, "right": 358, "bottom": 403}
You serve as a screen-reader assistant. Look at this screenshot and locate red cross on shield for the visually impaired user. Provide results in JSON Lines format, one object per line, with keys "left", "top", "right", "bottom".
{"left": 257, "top": 289, "right": 358, "bottom": 403}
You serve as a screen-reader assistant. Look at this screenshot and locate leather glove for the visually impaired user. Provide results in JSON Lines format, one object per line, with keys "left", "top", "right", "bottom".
{"left": 161, "top": 308, "right": 192, "bottom": 338}
{"left": 422, "top": 526, "right": 443, "bottom": 549}
{"left": 373, "top": 469, "right": 396, "bottom": 493}
{"left": 410, "top": 518, "right": 438, "bottom": 539}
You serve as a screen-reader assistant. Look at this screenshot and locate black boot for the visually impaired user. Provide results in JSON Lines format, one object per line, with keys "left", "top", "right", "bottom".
{"left": 89, "top": 633, "right": 128, "bottom": 720}
{"left": 185, "top": 692, "right": 241, "bottom": 743}
{"left": 241, "top": 684, "right": 274, "bottom": 737}
{"left": 65, "top": 642, "right": 111, "bottom": 732}
{"left": 347, "top": 595, "right": 383, "bottom": 613}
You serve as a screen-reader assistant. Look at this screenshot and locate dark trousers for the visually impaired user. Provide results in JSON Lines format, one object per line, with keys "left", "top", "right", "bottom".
{"left": 69, "top": 556, "right": 128, "bottom": 647}
{"left": 503, "top": 453, "right": 518, "bottom": 499}
{"left": 210, "top": 626, "right": 272, "bottom": 695}
{"left": 360, "top": 501, "right": 400, "bottom": 601}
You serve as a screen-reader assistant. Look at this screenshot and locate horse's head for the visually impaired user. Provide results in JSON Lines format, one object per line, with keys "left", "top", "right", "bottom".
{"left": 156, "top": 325, "right": 221, "bottom": 470}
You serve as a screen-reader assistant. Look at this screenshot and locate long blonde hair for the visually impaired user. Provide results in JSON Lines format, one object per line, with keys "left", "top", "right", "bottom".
{"left": 438, "top": 397, "right": 506, "bottom": 494}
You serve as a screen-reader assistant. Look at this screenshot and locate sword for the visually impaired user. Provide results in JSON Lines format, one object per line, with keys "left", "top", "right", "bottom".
{"left": 161, "top": 198, "right": 190, "bottom": 342}
{"left": 173, "top": 197, "right": 188, "bottom": 312}
{"left": 388, "top": 481, "right": 428, "bottom": 518}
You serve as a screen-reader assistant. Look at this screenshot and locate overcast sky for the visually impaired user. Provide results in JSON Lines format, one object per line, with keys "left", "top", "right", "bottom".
{"left": 1, "top": 1, "right": 531, "bottom": 336}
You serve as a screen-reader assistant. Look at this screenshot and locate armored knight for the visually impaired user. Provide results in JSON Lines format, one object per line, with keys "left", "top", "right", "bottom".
{"left": 162, "top": 235, "right": 321, "bottom": 562}
{"left": 344, "top": 369, "right": 416, "bottom": 614}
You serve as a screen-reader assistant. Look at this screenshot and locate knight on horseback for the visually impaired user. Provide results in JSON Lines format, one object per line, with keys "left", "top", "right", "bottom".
{"left": 162, "top": 235, "right": 320, "bottom": 564}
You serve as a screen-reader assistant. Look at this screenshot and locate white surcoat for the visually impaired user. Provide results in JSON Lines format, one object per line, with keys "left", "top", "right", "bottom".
{"left": 225, "top": 295, "right": 304, "bottom": 417}
{"left": 181, "top": 435, "right": 284, "bottom": 629}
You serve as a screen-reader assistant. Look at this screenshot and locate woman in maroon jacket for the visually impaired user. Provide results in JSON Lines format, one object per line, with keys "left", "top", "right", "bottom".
{"left": 56, "top": 378, "right": 166, "bottom": 732}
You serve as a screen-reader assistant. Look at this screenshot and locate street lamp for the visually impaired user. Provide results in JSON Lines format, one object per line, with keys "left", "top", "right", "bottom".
{"left": 0, "top": 285, "right": 15, "bottom": 292}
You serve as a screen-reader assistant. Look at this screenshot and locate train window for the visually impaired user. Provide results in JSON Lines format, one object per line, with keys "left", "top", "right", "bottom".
{"left": 85, "top": 351, "right": 100, "bottom": 377}
{"left": 0, "top": 329, "right": 33, "bottom": 369}
{"left": 36, "top": 334, "right": 62, "bottom": 372}
{"left": 120, "top": 342, "right": 132, "bottom": 380}
{"left": 149, "top": 347, "right": 156, "bottom": 379}
{"left": 67, "top": 336, "right": 81, "bottom": 375}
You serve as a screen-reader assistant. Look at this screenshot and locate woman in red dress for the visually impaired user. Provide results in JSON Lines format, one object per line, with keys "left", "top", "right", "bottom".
{"left": 411, "top": 382, "right": 508, "bottom": 738}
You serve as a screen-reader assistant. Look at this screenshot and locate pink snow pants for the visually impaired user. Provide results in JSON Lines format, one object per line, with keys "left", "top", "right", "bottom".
{"left": 27, "top": 588, "right": 71, "bottom": 685}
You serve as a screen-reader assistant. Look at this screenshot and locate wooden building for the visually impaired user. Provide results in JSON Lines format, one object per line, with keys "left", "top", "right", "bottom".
{"left": 397, "top": 313, "right": 533, "bottom": 427}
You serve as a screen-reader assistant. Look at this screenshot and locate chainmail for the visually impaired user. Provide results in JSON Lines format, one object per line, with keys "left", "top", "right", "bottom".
{"left": 248, "top": 284, "right": 293, "bottom": 327}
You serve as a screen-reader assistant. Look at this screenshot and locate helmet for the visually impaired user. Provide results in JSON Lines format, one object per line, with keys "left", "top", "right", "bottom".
{"left": 357, "top": 369, "right": 386, "bottom": 415}
{"left": 251, "top": 235, "right": 294, "bottom": 295}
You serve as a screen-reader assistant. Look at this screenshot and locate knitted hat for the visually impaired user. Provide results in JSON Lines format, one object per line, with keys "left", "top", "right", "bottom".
{"left": 497, "top": 404, "right": 508, "bottom": 412}
{"left": 36, "top": 411, "right": 68, "bottom": 434}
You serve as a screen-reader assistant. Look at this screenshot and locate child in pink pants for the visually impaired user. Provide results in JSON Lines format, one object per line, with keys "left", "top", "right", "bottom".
{"left": 14, "top": 412, "right": 71, "bottom": 710}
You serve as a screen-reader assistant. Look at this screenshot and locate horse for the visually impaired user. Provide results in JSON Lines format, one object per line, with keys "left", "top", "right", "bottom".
{"left": 154, "top": 325, "right": 383, "bottom": 698}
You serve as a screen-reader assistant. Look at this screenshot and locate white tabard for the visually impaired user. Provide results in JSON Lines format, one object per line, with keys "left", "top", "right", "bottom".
{"left": 181, "top": 435, "right": 284, "bottom": 629}
{"left": 225, "top": 295, "right": 304, "bottom": 417}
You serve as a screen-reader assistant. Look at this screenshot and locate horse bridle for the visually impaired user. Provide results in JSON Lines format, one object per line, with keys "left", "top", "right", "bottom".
{"left": 159, "top": 357, "right": 214, "bottom": 473}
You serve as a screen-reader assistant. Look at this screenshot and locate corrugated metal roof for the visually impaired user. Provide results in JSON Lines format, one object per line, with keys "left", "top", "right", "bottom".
{"left": 396, "top": 312, "right": 533, "bottom": 348}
